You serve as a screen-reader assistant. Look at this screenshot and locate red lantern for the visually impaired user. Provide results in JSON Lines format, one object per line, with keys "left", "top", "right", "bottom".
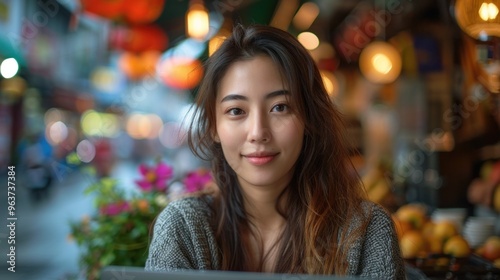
{"left": 80, "top": 0, "right": 124, "bottom": 20}
{"left": 142, "top": 50, "right": 161, "bottom": 74}
{"left": 80, "top": 0, "right": 165, "bottom": 24}
{"left": 159, "top": 57, "right": 204, "bottom": 89}
{"left": 123, "top": 0, "right": 165, "bottom": 25}
{"left": 118, "top": 51, "right": 161, "bottom": 80}
{"left": 118, "top": 52, "right": 144, "bottom": 80}
{"left": 110, "top": 24, "right": 168, "bottom": 53}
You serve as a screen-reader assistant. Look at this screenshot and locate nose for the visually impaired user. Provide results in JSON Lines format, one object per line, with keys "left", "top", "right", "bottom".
{"left": 247, "top": 112, "right": 271, "bottom": 143}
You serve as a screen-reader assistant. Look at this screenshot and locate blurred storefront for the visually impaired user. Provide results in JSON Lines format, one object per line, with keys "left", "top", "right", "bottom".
{"left": 0, "top": 0, "right": 25, "bottom": 169}
{"left": 0, "top": 0, "right": 500, "bottom": 278}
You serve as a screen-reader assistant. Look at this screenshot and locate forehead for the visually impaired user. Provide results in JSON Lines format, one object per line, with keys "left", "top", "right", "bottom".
{"left": 217, "top": 55, "right": 287, "bottom": 100}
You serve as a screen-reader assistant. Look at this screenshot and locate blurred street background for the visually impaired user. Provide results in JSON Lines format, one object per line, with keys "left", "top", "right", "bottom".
{"left": 0, "top": 160, "right": 146, "bottom": 280}
{"left": 1, "top": 0, "right": 500, "bottom": 279}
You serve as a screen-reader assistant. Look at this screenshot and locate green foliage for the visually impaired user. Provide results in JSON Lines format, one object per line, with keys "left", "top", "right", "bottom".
{"left": 69, "top": 172, "right": 168, "bottom": 280}
{"left": 68, "top": 156, "right": 212, "bottom": 279}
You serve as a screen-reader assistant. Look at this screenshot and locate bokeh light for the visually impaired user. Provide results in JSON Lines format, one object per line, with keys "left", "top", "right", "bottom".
{"left": 359, "top": 41, "right": 402, "bottom": 84}
{"left": 146, "top": 114, "right": 163, "bottom": 139}
{"left": 81, "top": 110, "right": 102, "bottom": 136}
{"left": 81, "top": 110, "right": 120, "bottom": 137}
{"left": 126, "top": 113, "right": 163, "bottom": 139}
{"left": 158, "top": 122, "right": 186, "bottom": 149}
{"left": 158, "top": 57, "right": 204, "bottom": 89}
{"left": 293, "top": 2, "right": 320, "bottom": 31}
{"left": 186, "top": 3, "right": 209, "bottom": 40}
{"left": 90, "top": 66, "right": 121, "bottom": 93}
{"left": 479, "top": 2, "right": 499, "bottom": 21}
{"left": 209, "top": 35, "right": 227, "bottom": 56}
{"left": 44, "top": 108, "right": 64, "bottom": 125}
{"left": 46, "top": 121, "right": 69, "bottom": 145}
{"left": 76, "top": 139, "right": 96, "bottom": 163}
{"left": 372, "top": 54, "right": 393, "bottom": 74}
{"left": 0, "top": 58, "right": 19, "bottom": 79}
{"left": 455, "top": 0, "right": 500, "bottom": 38}
{"left": 297, "top": 32, "right": 320, "bottom": 50}
{"left": 320, "top": 70, "right": 339, "bottom": 97}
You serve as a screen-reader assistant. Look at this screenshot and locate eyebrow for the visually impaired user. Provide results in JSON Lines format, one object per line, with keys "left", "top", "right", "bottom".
{"left": 220, "top": 90, "right": 289, "bottom": 103}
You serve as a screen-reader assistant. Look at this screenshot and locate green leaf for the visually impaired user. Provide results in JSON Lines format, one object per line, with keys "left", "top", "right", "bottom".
{"left": 82, "top": 165, "right": 97, "bottom": 177}
{"left": 66, "top": 152, "right": 82, "bottom": 165}
{"left": 100, "top": 252, "right": 115, "bottom": 266}
{"left": 130, "top": 227, "right": 142, "bottom": 238}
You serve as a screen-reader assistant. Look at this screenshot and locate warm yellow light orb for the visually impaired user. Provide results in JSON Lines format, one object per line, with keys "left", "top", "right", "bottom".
{"left": 455, "top": 0, "right": 500, "bottom": 38}
{"left": 359, "top": 41, "right": 401, "bottom": 84}
{"left": 320, "top": 71, "right": 339, "bottom": 97}
{"left": 209, "top": 35, "right": 227, "bottom": 56}
{"left": 81, "top": 110, "right": 119, "bottom": 137}
{"left": 293, "top": 2, "right": 320, "bottom": 30}
{"left": 297, "top": 32, "right": 320, "bottom": 50}
{"left": 186, "top": 3, "right": 209, "bottom": 40}
{"left": 372, "top": 54, "right": 393, "bottom": 75}
{"left": 479, "top": 2, "right": 499, "bottom": 21}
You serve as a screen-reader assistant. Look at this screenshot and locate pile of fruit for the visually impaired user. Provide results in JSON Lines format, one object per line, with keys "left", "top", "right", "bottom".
{"left": 393, "top": 204, "right": 500, "bottom": 268}
{"left": 475, "top": 236, "right": 500, "bottom": 267}
{"left": 393, "top": 204, "right": 470, "bottom": 259}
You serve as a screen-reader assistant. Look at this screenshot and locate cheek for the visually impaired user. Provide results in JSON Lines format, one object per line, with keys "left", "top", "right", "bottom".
{"left": 214, "top": 115, "right": 228, "bottom": 143}
{"left": 272, "top": 118, "right": 304, "bottom": 141}
{"left": 287, "top": 129, "right": 304, "bottom": 152}
{"left": 217, "top": 132, "right": 243, "bottom": 172}
{"left": 281, "top": 121, "right": 305, "bottom": 157}
{"left": 216, "top": 122, "right": 242, "bottom": 153}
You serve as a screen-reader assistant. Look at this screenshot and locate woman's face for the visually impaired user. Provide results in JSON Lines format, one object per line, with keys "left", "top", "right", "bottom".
{"left": 215, "top": 55, "right": 305, "bottom": 192}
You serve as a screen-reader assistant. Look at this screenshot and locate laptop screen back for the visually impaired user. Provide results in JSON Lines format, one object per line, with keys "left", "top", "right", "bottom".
{"left": 100, "top": 266, "right": 367, "bottom": 280}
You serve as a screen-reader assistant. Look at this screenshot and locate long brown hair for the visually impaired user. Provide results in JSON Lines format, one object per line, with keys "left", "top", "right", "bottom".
{"left": 188, "top": 24, "right": 370, "bottom": 275}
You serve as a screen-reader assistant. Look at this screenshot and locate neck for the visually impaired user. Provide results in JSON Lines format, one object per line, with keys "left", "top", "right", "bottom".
{"left": 236, "top": 182, "right": 289, "bottom": 273}
{"left": 240, "top": 183, "right": 288, "bottom": 231}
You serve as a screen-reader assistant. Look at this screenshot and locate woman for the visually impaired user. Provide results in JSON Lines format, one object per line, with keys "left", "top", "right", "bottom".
{"left": 146, "top": 24, "right": 405, "bottom": 279}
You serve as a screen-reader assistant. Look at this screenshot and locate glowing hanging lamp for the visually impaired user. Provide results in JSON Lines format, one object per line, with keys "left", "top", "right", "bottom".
{"left": 158, "top": 57, "right": 204, "bottom": 89}
{"left": 455, "top": 0, "right": 500, "bottom": 39}
{"left": 186, "top": 1, "right": 209, "bottom": 41}
{"left": 359, "top": 41, "right": 402, "bottom": 84}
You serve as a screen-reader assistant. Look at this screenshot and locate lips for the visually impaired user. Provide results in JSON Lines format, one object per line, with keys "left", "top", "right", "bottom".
{"left": 243, "top": 152, "right": 278, "bottom": 165}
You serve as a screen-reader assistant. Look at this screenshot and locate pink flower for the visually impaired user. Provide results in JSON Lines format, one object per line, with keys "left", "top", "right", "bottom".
{"left": 100, "top": 201, "right": 130, "bottom": 216}
{"left": 135, "top": 162, "right": 173, "bottom": 192}
{"left": 183, "top": 168, "right": 213, "bottom": 193}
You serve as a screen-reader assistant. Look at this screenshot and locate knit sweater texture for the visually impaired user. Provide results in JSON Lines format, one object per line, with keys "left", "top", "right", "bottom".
{"left": 145, "top": 196, "right": 406, "bottom": 279}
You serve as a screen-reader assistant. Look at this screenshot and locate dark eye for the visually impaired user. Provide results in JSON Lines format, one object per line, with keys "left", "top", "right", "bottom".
{"left": 227, "top": 108, "right": 244, "bottom": 115}
{"left": 271, "top": 104, "right": 288, "bottom": 112}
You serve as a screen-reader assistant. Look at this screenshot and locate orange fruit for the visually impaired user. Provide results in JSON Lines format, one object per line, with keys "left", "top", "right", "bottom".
{"left": 400, "top": 230, "right": 426, "bottom": 259}
{"left": 483, "top": 236, "right": 500, "bottom": 261}
{"left": 426, "top": 235, "right": 443, "bottom": 254}
{"left": 395, "top": 204, "right": 427, "bottom": 230}
{"left": 433, "top": 220, "right": 457, "bottom": 243}
{"left": 422, "top": 221, "right": 435, "bottom": 239}
{"left": 443, "top": 235, "right": 470, "bottom": 257}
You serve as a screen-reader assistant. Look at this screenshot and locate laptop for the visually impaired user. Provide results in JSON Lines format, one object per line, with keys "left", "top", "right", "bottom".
{"left": 100, "top": 266, "right": 369, "bottom": 280}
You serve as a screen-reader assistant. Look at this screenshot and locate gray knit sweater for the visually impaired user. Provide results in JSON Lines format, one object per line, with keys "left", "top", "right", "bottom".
{"left": 145, "top": 196, "right": 406, "bottom": 279}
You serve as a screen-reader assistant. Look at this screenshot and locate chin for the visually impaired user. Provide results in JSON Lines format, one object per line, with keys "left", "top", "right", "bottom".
{"left": 239, "top": 173, "right": 291, "bottom": 189}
